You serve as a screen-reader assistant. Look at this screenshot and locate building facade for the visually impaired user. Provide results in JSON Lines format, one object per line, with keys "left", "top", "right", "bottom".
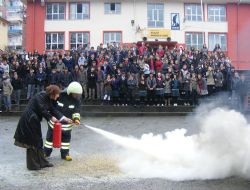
{"left": 0, "top": 17, "right": 9, "bottom": 50}
{"left": 6, "top": 0, "right": 25, "bottom": 50}
{"left": 0, "top": 0, "right": 7, "bottom": 18}
{"left": 25, "top": 0, "right": 250, "bottom": 70}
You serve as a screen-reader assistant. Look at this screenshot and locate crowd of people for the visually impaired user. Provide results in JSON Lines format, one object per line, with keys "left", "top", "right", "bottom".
{"left": 0, "top": 42, "right": 248, "bottom": 111}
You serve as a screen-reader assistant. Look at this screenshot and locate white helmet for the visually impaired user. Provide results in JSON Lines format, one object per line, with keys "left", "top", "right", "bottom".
{"left": 67, "top": 82, "right": 83, "bottom": 95}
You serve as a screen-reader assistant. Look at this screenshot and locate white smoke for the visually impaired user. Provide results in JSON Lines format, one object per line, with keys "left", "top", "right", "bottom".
{"left": 85, "top": 108, "right": 250, "bottom": 181}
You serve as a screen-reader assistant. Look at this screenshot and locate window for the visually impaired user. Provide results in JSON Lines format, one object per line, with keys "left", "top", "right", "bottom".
{"left": 104, "top": 3, "right": 121, "bottom": 14}
{"left": 208, "top": 33, "right": 227, "bottom": 51}
{"left": 70, "top": 32, "right": 90, "bottom": 49}
{"left": 208, "top": 5, "right": 226, "bottom": 22}
{"left": 185, "top": 32, "right": 204, "bottom": 50}
{"left": 185, "top": 4, "right": 202, "bottom": 21}
{"left": 103, "top": 32, "right": 122, "bottom": 45}
{"left": 0, "top": 0, "right": 3, "bottom": 6}
{"left": 46, "top": 33, "right": 64, "bottom": 50}
{"left": 147, "top": 3, "right": 164, "bottom": 28}
{"left": 70, "top": 3, "right": 89, "bottom": 20}
{"left": 46, "top": 3, "right": 65, "bottom": 20}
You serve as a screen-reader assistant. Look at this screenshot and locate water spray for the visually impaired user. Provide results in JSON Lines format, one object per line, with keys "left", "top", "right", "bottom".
{"left": 83, "top": 109, "right": 250, "bottom": 180}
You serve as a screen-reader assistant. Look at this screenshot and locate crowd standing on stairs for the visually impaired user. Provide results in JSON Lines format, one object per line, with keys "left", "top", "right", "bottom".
{"left": 0, "top": 42, "right": 248, "bottom": 112}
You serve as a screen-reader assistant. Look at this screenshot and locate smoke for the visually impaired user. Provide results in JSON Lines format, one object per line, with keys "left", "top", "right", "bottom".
{"left": 85, "top": 108, "right": 250, "bottom": 181}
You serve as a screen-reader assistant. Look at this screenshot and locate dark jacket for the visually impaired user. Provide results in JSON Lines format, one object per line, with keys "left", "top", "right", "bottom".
{"left": 55, "top": 91, "right": 81, "bottom": 122}
{"left": 11, "top": 77, "right": 23, "bottom": 90}
{"left": 14, "top": 92, "right": 63, "bottom": 147}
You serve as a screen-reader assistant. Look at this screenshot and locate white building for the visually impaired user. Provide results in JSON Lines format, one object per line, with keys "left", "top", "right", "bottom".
{"left": 6, "top": 0, "right": 25, "bottom": 50}
{"left": 25, "top": 0, "right": 250, "bottom": 69}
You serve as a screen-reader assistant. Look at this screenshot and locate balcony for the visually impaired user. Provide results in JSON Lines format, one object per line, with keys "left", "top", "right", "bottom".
{"left": 8, "top": 28, "right": 22, "bottom": 34}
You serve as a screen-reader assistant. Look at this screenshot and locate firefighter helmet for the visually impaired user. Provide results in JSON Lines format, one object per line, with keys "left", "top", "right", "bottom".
{"left": 67, "top": 82, "right": 83, "bottom": 95}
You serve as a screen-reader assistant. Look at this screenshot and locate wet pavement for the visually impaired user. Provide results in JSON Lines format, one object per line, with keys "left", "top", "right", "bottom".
{"left": 1, "top": 116, "right": 250, "bottom": 190}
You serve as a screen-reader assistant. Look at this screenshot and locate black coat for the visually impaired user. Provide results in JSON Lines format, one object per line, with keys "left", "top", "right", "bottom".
{"left": 14, "top": 92, "right": 63, "bottom": 147}
{"left": 55, "top": 91, "right": 81, "bottom": 122}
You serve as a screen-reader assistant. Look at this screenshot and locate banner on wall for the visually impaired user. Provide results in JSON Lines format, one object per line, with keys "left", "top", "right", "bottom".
{"left": 171, "top": 13, "right": 180, "bottom": 30}
{"left": 147, "top": 29, "right": 171, "bottom": 38}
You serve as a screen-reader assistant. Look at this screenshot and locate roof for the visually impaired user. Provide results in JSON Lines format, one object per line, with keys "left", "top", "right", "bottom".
{"left": 0, "top": 17, "right": 10, "bottom": 25}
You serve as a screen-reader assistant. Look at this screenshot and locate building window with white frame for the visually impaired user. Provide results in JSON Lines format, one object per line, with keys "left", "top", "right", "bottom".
{"left": 208, "top": 5, "right": 226, "bottom": 22}
{"left": 103, "top": 32, "right": 122, "bottom": 45}
{"left": 46, "top": 33, "right": 64, "bottom": 50}
{"left": 70, "top": 32, "right": 90, "bottom": 49}
{"left": 185, "top": 32, "right": 204, "bottom": 50}
{"left": 70, "top": 2, "right": 89, "bottom": 20}
{"left": 46, "top": 3, "right": 65, "bottom": 20}
{"left": 185, "top": 4, "right": 202, "bottom": 21}
{"left": 104, "top": 3, "right": 121, "bottom": 14}
{"left": 147, "top": 3, "right": 164, "bottom": 28}
{"left": 208, "top": 33, "right": 227, "bottom": 51}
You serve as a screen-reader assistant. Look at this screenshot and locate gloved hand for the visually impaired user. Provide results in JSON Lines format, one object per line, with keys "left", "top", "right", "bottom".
{"left": 74, "top": 120, "right": 80, "bottom": 125}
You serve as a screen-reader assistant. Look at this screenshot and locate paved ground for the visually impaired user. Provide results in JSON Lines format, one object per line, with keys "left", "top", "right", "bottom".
{"left": 1, "top": 116, "right": 250, "bottom": 190}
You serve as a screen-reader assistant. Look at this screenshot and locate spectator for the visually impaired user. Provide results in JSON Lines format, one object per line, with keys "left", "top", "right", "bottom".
{"left": 147, "top": 72, "right": 156, "bottom": 106}
{"left": 111, "top": 76, "right": 120, "bottom": 106}
{"left": 87, "top": 67, "right": 97, "bottom": 100}
{"left": 119, "top": 72, "right": 128, "bottom": 106}
{"left": 2, "top": 73, "right": 13, "bottom": 111}
{"left": 96, "top": 66, "right": 105, "bottom": 100}
{"left": 164, "top": 73, "right": 172, "bottom": 106}
{"left": 11, "top": 72, "right": 22, "bottom": 106}
{"left": 127, "top": 73, "right": 137, "bottom": 106}
{"left": 155, "top": 72, "right": 164, "bottom": 106}
{"left": 35, "top": 67, "right": 46, "bottom": 93}
{"left": 206, "top": 66, "right": 215, "bottom": 95}
{"left": 103, "top": 74, "right": 112, "bottom": 104}
{"left": 63, "top": 51, "right": 74, "bottom": 73}
{"left": 171, "top": 74, "right": 180, "bottom": 106}
{"left": 138, "top": 74, "right": 147, "bottom": 105}
{"left": 26, "top": 69, "right": 36, "bottom": 100}
{"left": 79, "top": 65, "right": 88, "bottom": 99}
{"left": 190, "top": 73, "right": 198, "bottom": 106}
{"left": 61, "top": 67, "right": 73, "bottom": 89}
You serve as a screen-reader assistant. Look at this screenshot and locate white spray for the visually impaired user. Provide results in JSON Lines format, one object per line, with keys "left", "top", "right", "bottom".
{"left": 85, "top": 108, "right": 250, "bottom": 180}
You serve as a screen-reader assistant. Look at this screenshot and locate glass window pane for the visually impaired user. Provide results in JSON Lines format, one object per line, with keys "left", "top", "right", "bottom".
{"left": 148, "top": 21, "right": 155, "bottom": 27}
{"left": 59, "top": 4, "right": 64, "bottom": 13}
{"left": 77, "top": 4, "right": 82, "bottom": 13}
{"left": 59, "top": 14, "right": 64, "bottom": 19}
{"left": 46, "top": 44, "right": 51, "bottom": 50}
{"left": 148, "top": 10, "right": 153, "bottom": 20}
{"left": 53, "top": 4, "right": 58, "bottom": 13}
{"left": 53, "top": 14, "right": 58, "bottom": 20}
{"left": 192, "top": 35, "right": 197, "bottom": 44}
{"left": 77, "top": 33, "right": 82, "bottom": 43}
{"left": 58, "top": 34, "right": 64, "bottom": 43}
{"left": 71, "top": 33, "right": 76, "bottom": 43}
{"left": 47, "top": 14, "right": 52, "bottom": 20}
{"left": 116, "top": 33, "right": 121, "bottom": 42}
{"left": 47, "top": 4, "right": 52, "bottom": 14}
{"left": 70, "top": 4, "right": 76, "bottom": 19}
{"left": 116, "top": 3, "right": 121, "bottom": 13}
{"left": 186, "top": 7, "right": 191, "bottom": 15}
{"left": 52, "top": 34, "right": 57, "bottom": 43}
{"left": 156, "top": 21, "right": 163, "bottom": 27}
{"left": 104, "top": 3, "right": 109, "bottom": 13}
{"left": 52, "top": 44, "right": 57, "bottom": 49}
{"left": 58, "top": 44, "right": 64, "bottom": 49}
{"left": 46, "top": 34, "right": 51, "bottom": 43}
{"left": 186, "top": 34, "right": 191, "bottom": 44}
{"left": 159, "top": 10, "right": 163, "bottom": 20}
